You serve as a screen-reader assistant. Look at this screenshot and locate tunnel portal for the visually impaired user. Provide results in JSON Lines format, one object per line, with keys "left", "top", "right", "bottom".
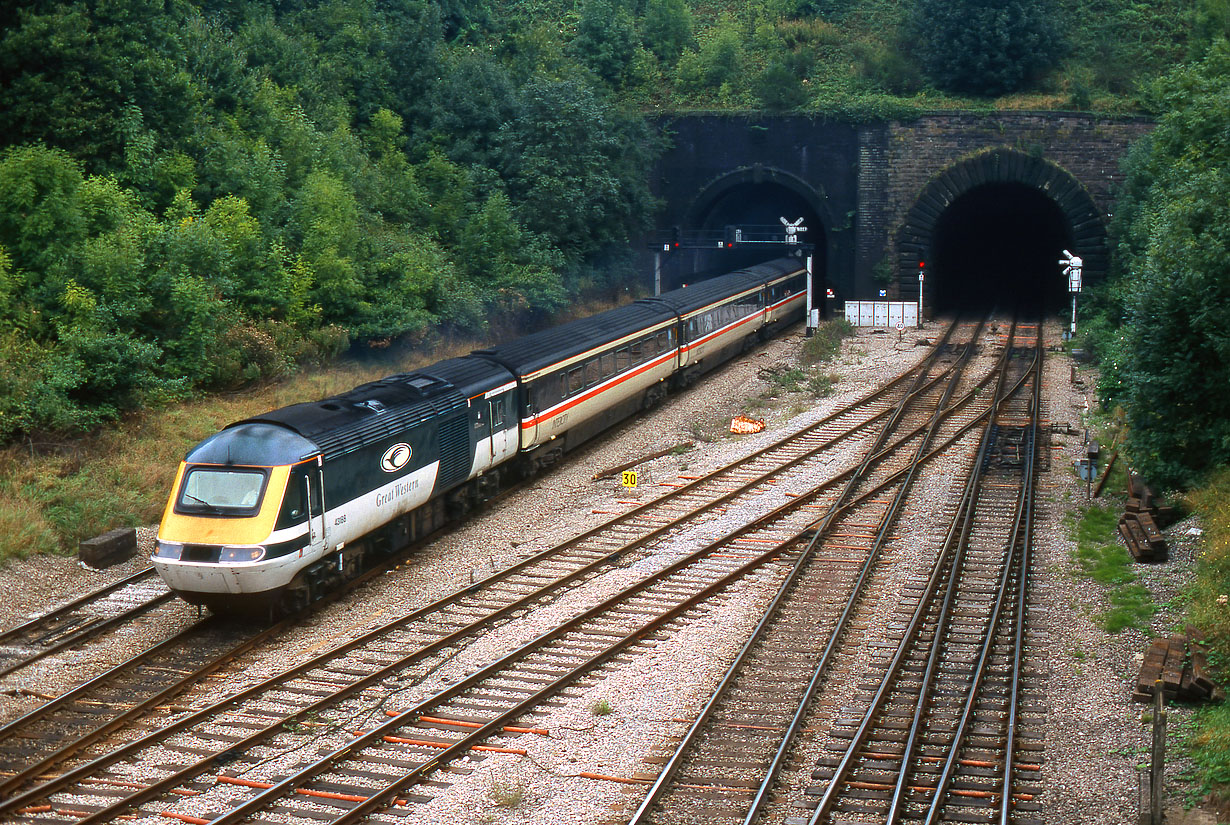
{"left": 665, "top": 177, "right": 827, "bottom": 293}
{"left": 929, "top": 183, "right": 1073, "bottom": 314}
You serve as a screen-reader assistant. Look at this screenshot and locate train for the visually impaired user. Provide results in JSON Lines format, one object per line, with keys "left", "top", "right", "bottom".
{"left": 153, "top": 257, "right": 809, "bottom": 614}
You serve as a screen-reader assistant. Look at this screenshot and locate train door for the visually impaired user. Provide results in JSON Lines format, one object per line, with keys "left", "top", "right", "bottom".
{"left": 489, "top": 394, "right": 516, "bottom": 464}
{"left": 305, "top": 461, "right": 326, "bottom": 551}
{"left": 472, "top": 401, "right": 493, "bottom": 474}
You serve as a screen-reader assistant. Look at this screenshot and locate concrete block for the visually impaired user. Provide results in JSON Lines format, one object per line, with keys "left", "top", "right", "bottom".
{"left": 79, "top": 527, "right": 137, "bottom": 569}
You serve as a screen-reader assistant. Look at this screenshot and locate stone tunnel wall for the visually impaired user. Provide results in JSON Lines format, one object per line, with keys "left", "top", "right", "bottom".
{"left": 859, "top": 112, "right": 1154, "bottom": 302}
{"left": 648, "top": 112, "right": 1153, "bottom": 304}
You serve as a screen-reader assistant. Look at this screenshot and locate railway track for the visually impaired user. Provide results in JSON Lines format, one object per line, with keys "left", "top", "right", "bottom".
{"left": 0, "top": 320, "right": 1010, "bottom": 822}
{"left": 800, "top": 324, "right": 1045, "bottom": 825}
{"left": 0, "top": 324, "right": 944, "bottom": 734}
{"left": 0, "top": 567, "right": 176, "bottom": 681}
{"left": 627, "top": 319, "right": 1046, "bottom": 825}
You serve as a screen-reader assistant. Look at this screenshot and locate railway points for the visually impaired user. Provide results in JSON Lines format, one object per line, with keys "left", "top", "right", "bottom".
{"left": 0, "top": 311, "right": 1149, "bottom": 825}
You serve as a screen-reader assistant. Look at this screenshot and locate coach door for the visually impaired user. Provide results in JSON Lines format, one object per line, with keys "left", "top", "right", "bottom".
{"left": 304, "top": 461, "right": 326, "bottom": 551}
{"left": 489, "top": 396, "right": 516, "bottom": 464}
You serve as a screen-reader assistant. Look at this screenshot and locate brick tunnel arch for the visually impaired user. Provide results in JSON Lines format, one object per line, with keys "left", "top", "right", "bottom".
{"left": 669, "top": 166, "right": 833, "bottom": 290}
{"left": 897, "top": 148, "right": 1107, "bottom": 314}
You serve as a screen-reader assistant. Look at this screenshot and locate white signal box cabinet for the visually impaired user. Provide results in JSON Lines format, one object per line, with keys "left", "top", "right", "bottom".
{"left": 844, "top": 301, "right": 919, "bottom": 328}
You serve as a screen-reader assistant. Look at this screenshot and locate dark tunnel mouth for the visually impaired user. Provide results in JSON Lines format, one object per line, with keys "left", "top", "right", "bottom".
{"left": 929, "top": 182, "right": 1073, "bottom": 314}
{"left": 666, "top": 181, "right": 826, "bottom": 290}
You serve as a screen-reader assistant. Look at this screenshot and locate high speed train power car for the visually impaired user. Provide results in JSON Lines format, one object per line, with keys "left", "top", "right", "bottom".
{"left": 153, "top": 258, "right": 808, "bottom": 614}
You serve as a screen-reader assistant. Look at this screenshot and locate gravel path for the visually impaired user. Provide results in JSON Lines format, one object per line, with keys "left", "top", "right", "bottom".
{"left": 0, "top": 320, "right": 1213, "bottom": 825}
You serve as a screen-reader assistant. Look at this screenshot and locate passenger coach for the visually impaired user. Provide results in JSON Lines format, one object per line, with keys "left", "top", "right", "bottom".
{"left": 153, "top": 256, "right": 809, "bottom": 614}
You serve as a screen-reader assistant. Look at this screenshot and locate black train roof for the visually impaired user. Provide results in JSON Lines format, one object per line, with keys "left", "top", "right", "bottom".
{"left": 473, "top": 258, "right": 804, "bottom": 376}
{"left": 473, "top": 301, "right": 677, "bottom": 376}
{"left": 644, "top": 257, "right": 804, "bottom": 315}
{"left": 417, "top": 356, "right": 516, "bottom": 399}
{"left": 232, "top": 372, "right": 468, "bottom": 461}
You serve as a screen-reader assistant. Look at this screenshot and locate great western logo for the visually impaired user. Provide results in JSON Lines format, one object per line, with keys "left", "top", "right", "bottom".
{"left": 380, "top": 442, "right": 413, "bottom": 473}
{"left": 376, "top": 478, "right": 419, "bottom": 508}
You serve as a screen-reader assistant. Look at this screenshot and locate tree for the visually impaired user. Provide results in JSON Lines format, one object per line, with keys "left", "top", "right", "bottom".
{"left": 753, "top": 61, "right": 808, "bottom": 111}
{"left": 643, "top": 0, "right": 693, "bottom": 65}
{"left": 570, "top": 0, "right": 639, "bottom": 85}
{"left": 498, "top": 79, "right": 658, "bottom": 266}
{"left": 1100, "top": 41, "right": 1230, "bottom": 488}
{"left": 675, "top": 17, "right": 744, "bottom": 94}
{"left": 908, "top": 0, "right": 1062, "bottom": 96}
{"left": 0, "top": 0, "right": 196, "bottom": 173}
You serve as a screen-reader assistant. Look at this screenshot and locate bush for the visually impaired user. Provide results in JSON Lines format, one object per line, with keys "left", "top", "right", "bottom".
{"left": 1102, "top": 42, "right": 1230, "bottom": 488}
{"left": 643, "top": 0, "right": 694, "bottom": 64}
{"left": 908, "top": 0, "right": 1063, "bottom": 97}
{"left": 800, "top": 318, "right": 854, "bottom": 365}
{"left": 753, "top": 61, "right": 808, "bottom": 111}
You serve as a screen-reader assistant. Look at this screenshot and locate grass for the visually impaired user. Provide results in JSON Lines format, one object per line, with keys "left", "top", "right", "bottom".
{"left": 1181, "top": 468, "right": 1230, "bottom": 812}
{"left": 1187, "top": 702, "right": 1230, "bottom": 810}
{"left": 488, "top": 776, "right": 525, "bottom": 808}
{"left": 800, "top": 319, "right": 855, "bottom": 366}
{"left": 1067, "top": 503, "right": 1156, "bottom": 633}
{"left": 0, "top": 336, "right": 488, "bottom": 562}
{"left": 591, "top": 698, "right": 613, "bottom": 715}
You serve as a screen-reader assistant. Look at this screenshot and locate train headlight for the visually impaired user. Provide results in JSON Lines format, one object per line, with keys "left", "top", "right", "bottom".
{"left": 219, "top": 545, "right": 266, "bottom": 563}
{"left": 154, "top": 541, "right": 183, "bottom": 560}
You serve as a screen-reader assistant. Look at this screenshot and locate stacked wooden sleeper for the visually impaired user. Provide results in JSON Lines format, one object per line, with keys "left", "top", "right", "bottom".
{"left": 1134, "top": 627, "right": 1223, "bottom": 703}
{"left": 1118, "top": 471, "right": 1175, "bottom": 562}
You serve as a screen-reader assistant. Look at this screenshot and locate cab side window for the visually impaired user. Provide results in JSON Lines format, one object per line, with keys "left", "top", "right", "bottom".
{"left": 277, "top": 466, "right": 323, "bottom": 529}
{"left": 277, "top": 470, "right": 308, "bottom": 528}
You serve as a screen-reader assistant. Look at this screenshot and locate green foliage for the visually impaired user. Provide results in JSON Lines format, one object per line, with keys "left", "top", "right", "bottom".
{"left": 1100, "top": 41, "right": 1230, "bottom": 488}
{"left": 1062, "top": 0, "right": 1199, "bottom": 96}
{"left": 643, "top": 0, "right": 694, "bottom": 64}
{"left": 572, "top": 0, "right": 639, "bottom": 85}
{"left": 908, "top": 0, "right": 1064, "bottom": 96}
{"left": 800, "top": 319, "right": 855, "bottom": 365}
{"left": 753, "top": 61, "right": 808, "bottom": 111}
{"left": 1068, "top": 504, "right": 1156, "bottom": 633}
{"left": 1180, "top": 470, "right": 1230, "bottom": 803}
{"left": 1184, "top": 468, "right": 1230, "bottom": 673}
{"left": 500, "top": 79, "right": 658, "bottom": 266}
{"left": 677, "top": 18, "right": 746, "bottom": 95}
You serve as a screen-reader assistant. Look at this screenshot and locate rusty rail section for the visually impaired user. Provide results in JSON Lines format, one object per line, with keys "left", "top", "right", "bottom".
{"left": 0, "top": 323, "right": 1006, "bottom": 823}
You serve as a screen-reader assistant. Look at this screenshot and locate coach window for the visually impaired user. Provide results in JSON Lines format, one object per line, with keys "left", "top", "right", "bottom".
{"left": 630, "top": 339, "right": 645, "bottom": 365}
{"left": 491, "top": 398, "right": 505, "bottom": 427}
{"left": 600, "top": 352, "right": 615, "bottom": 377}
{"left": 584, "top": 357, "right": 601, "bottom": 386}
{"left": 657, "top": 331, "right": 671, "bottom": 351}
{"left": 568, "top": 366, "right": 586, "bottom": 394}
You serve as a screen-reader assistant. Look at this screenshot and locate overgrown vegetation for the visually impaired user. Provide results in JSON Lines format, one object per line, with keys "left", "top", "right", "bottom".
{"left": 1067, "top": 503, "right": 1156, "bottom": 634}
{"left": 1089, "top": 39, "right": 1230, "bottom": 490}
{"left": 800, "top": 318, "right": 855, "bottom": 365}
{"left": 0, "top": 0, "right": 1217, "bottom": 443}
{"left": 1181, "top": 470, "right": 1230, "bottom": 811}
{"left": 1068, "top": 13, "right": 1230, "bottom": 812}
